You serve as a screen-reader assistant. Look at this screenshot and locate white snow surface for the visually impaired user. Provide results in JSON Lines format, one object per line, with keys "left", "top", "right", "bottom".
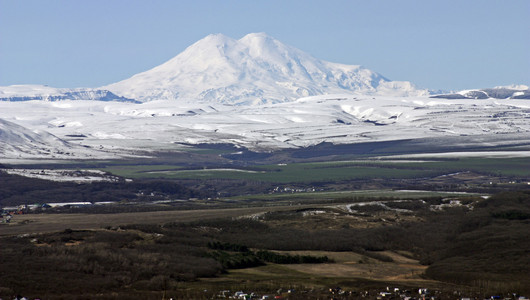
{"left": 0, "top": 118, "right": 114, "bottom": 160}
{"left": 0, "top": 85, "right": 63, "bottom": 97}
{"left": 2, "top": 168, "right": 121, "bottom": 183}
{"left": 104, "top": 33, "right": 428, "bottom": 104}
{"left": 0, "top": 84, "right": 136, "bottom": 102}
{"left": 0, "top": 94, "right": 529, "bottom": 159}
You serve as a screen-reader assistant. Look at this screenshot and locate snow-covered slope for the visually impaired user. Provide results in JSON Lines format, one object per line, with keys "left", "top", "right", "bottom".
{"left": 0, "top": 95, "right": 528, "bottom": 157}
{"left": 0, "top": 85, "right": 138, "bottom": 103}
{"left": 105, "top": 33, "right": 428, "bottom": 104}
{"left": 0, "top": 117, "right": 123, "bottom": 160}
{"left": 0, "top": 118, "right": 76, "bottom": 159}
{"left": 431, "top": 85, "right": 530, "bottom": 100}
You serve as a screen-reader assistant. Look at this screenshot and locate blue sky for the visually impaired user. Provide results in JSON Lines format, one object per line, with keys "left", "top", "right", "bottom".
{"left": 1, "top": 0, "right": 529, "bottom": 91}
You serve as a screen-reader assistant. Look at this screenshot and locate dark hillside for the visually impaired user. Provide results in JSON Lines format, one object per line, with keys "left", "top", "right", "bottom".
{"left": 0, "top": 171, "right": 208, "bottom": 207}
{"left": 424, "top": 191, "right": 530, "bottom": 291}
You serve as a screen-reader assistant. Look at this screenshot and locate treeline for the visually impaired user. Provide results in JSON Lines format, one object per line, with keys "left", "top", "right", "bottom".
{"left": 0, "top": 171, "right": 210, "bottom": 207}
{"left": 207, "top": 250, "right": 263, "bottom": 269}
{"left": 207, "top": 241, "right": 331, "bottom": 268}
{"left": 255, "top": 250, "right": 330, "bottom": 264}
{"left": 207, "top": 241, "right": 249, "bottom": 252}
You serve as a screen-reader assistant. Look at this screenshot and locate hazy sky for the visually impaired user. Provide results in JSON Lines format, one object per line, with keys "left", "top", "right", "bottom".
{"left": 1, "top": 0, "right": 529, "bottom": 91}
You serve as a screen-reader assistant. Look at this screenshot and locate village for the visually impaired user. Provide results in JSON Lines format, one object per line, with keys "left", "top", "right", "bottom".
{"left": 1, "top": 202, "right": 114, "bottom": 223}
{"left": 206, "top": 286, "right": 530, "bottom": 300}
{"left": 4, "top": 287, "right": 529, "bottom": 300}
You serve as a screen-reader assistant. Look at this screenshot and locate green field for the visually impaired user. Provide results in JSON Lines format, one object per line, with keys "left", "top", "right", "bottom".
{"left": 99, "top": 156, "right": 530, "bottom": 183}
{"left": 224, "top": 189, "right": 479, "bottom": 202}
{"left": 101, "top": 164, "right": 185, "bottom": 178}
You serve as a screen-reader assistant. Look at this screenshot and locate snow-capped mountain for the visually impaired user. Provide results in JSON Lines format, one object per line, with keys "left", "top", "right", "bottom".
{"left": 0, "top": 85, "right": 138, "bottom": 103}
{"left": 105, "top": 33, "right": 428, "bottom": 104}
{"left": 431, "top": 85, "right": 530, "bottom": 100}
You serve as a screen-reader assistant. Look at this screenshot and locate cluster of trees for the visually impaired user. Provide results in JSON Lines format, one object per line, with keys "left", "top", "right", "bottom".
{"left": 255, "top": 250, "right": 330, "bottom": 264}
{"left": 207, "top": 241, "right": 249, "bottom": 252}
{"left": 207, "top": 250, "right": 263, "bottom": 269}
{"left": 206, "top": 241, "right": 331, "bottom": 268}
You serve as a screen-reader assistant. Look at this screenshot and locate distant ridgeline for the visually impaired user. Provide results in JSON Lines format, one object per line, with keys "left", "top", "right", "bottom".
{"left": 0, "top": 88, "right": 139, "bottom": 103}
{"left": 431, "top": 87, "right": 530, "bottom": 100}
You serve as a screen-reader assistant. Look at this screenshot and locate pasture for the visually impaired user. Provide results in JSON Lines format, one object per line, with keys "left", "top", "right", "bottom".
{"left": 99, "top": 156, "right": 530, "bottom": 182}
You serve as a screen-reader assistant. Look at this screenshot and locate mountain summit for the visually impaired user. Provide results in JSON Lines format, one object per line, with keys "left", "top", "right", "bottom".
{"left": 105, "top": 33, "right": 428, "bottom": 104}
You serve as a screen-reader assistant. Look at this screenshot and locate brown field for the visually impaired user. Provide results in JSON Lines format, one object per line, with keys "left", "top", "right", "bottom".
{"left": 0, "top": 204, "right": 319, "bottom": 236}
{"left": 201, "top": 250, "right": 441, "bottom": 293}
{"left": 280, "top": 251, "right": 427, "bottom": 282}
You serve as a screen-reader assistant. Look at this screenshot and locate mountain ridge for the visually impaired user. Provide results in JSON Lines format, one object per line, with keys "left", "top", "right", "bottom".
{"left": 0, "top": 85, "right": 138, "bottom": 103}
{"left": 431, "top": 85, "right": 530, "bottom": 100}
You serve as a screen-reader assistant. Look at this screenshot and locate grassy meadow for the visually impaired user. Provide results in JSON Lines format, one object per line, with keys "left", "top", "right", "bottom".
{"left": 99, "top": 157, "right": 530, "bottom": 182}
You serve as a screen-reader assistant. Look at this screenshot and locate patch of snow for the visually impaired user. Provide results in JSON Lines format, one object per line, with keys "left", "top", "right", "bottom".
{"left": 390, "top": 151, "right": 530, "bottom": 158}
{"left": 2, "top": 168, "right": 121, "bottom": 183}
{"left": 302, "top": 210, "right": 327, "bottom": 217}
{"left": 343, "top": 201, "right": 413, "bottom": 213}
{"left": 148, "top": 168, "right": 265, "bottom": 174}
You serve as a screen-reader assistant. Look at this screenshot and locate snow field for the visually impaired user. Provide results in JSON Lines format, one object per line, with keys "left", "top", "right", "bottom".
{"left": 0, "top": 94, "right": 529, "bottom": 159}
